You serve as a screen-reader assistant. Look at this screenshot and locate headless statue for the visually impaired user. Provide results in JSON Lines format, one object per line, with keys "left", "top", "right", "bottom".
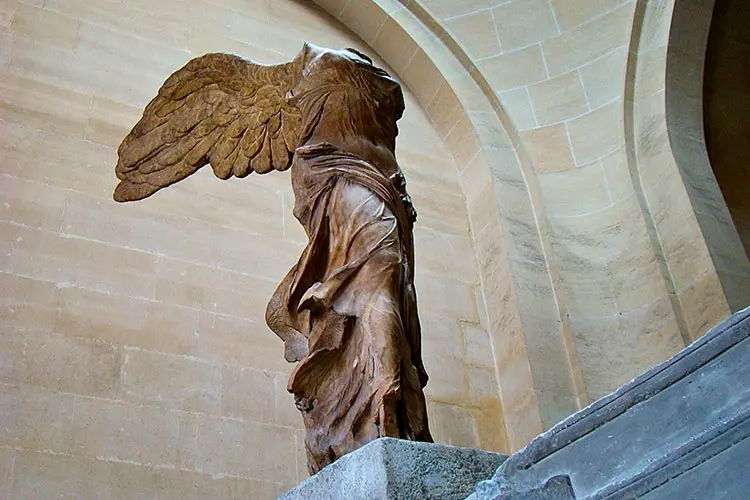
{"left": 113, "top": 43, "right": 432, "bottom": 473}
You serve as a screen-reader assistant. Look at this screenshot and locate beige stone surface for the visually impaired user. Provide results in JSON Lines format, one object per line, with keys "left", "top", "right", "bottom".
{"left": 339, "top": 0, "right": 387, "bottom": 44}
{"left": 401, "top": 48, "right": 443, "bottom": 104}
{"left": 567, "top": 99, "right": 625, "bottom": 165}
{"left": 478, "top": 44, "right": 548, "bottom": 92}
{"left": 0, "top": 447, "right": 12, "bottom": 500}
{"left": 569, "top": 296, "right": 684, "bottom": 399}
{"left": 23, "top": 332, "right": 123, "bottom": 398}
{"left": 491, "top": 0, "right": 559, "bottom": 52}
{"left": 2, "top": 0, "right": 741, "bottom": 494}
{"left": 528, "top": 70, "right": 589, "bottom": 126}
{"left": 678, "top": 272, "right": 733, "bottom": 339}
{"left": 542, "top": 2, "right": 635, "bottom": 77}
{"left": 0, "top": 273, "right": 57, "bottom": 331}
{"left": 0, "top": 0, "right": 509, "bottom": 496}
{"left": 579, "top": 46, "right": 628, "bottom": 108}
{"left": 498, "top": 87, "right": 538, "bottom": 130}
{"left": 0, "top": 73, "right": 91, "bottom": 139}
{"left": 195, "top": 417, "right": 297, "bottom": 484}
{"left": 1, "top": 386, "right": 75, "bottom": 453}
{"left": 420, "top": 0, "right": 496, "bottom": 21}
{"left": 427, "top": 402, "right": 480, "bottom": 449}
{"left": 520, "top": 123, "right": 576, "bottom": 173}
{"left": 538, "top": 163, "right": 611, "bottom": 217}
{"left": 462, "top": 323, "right": 495, "bottom": 368}
{"left": 609, "top": 240, "right": 670, "bottom": 312}
{"left": 387, "top": 0, "right": 733, "bottom": 449}
{"left": 444, "top": 114, "right": 482, "bottom": 167}
{"left": 10, "top": 448, "right": 289, "bottom": 499}
{"left": 425, "top": 81, "right": 462, "bottom": 137}
{"left": 121, "top": 349, "right": 222, "bottom": 415}
{"left": 443, "top": 10, "right": 500, "bottom": 60}
{"left": 549, "top": 0, "right": 630, "bottom": 32}
{"left": 371, "top": 16, "right": 418, "bottom": 75}
{"left": 601, "top": 147, "right": 634, "bottom": 202}
{"left": 10, "top": 2, "right": 79, "bottom": 49}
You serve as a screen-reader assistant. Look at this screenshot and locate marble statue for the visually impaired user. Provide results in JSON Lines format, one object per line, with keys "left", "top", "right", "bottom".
{"left": 113, "top": 43, "right": 432, "bottom": 473}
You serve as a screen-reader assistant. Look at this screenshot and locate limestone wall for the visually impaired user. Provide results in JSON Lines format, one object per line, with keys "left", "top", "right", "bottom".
{"left": 370, "top": 0, "right": 739, "bottom": 409}
{"left": 310, "top": 0, "right": 746, "bottom": 443}
{"left": 672, "top": 0, "right": 750, "bottom": 312}
{"left": 2, "top": 0, "right": 746, "bottom": 496}
{"left": 0, "top": 0, "right": 505, "bottom": 497}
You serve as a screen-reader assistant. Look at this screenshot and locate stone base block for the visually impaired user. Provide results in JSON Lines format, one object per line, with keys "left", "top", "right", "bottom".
{"left": 280, "top": 437, "right": 507, "bottom": 500}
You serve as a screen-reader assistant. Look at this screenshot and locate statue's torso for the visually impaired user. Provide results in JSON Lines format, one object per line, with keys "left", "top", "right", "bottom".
{"left": 289, "top": 50, "right": 404, "bottom": 182}
{"left": 304, "top": 117, "right": 399, "bottom": 180}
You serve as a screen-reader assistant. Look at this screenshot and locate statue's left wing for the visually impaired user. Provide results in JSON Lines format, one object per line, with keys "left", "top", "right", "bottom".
{"left": 114, "top": 52, "right": 302, "bottom": 202}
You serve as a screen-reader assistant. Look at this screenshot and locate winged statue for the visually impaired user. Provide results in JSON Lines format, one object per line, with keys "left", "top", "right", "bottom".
{"left": 114, "top": 43, "right": 432, "bottom": 473}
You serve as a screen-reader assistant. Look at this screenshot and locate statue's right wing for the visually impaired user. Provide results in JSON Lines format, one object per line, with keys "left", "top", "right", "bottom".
{"left": 114, "top": 52, "right": 302, "bottom": 202}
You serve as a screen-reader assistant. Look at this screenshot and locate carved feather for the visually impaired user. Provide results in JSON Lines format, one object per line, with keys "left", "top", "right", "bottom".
{"left": 114, "top": 52, "right": 303, "bottom": 202}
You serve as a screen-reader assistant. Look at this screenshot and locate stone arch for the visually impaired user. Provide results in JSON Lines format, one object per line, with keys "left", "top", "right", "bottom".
{"left": 623, "top": 0, "right": 741, "bottom": 344}
{"left": 665, "top": 0, "right": 750, "bottom": 312}
{"left": 315, "top": 0, "right": 747, "bottom": 443}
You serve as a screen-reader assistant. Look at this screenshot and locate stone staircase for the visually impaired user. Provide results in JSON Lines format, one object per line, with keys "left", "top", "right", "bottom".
{"left": 472, "top": 306, "right": 750, "bottom": 499}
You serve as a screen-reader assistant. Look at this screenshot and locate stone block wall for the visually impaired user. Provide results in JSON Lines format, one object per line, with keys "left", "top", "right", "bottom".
{"left": 675, "top": 0, "right": 750, "bottom": 311}
{"left": 3, "top": 0, "right": 746, "bottom": 496}
{"left": 389, "top": 0, "right": 741, "bottom": 410}
{"left": 0, "top": 0, "right": 505, "bottom": 497}
{"left": 316, "top": 0, "right": 746, "bottom": 445}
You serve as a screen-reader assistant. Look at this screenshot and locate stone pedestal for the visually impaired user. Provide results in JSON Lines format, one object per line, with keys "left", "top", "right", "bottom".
{"left": 280, "top": 437, "right": 506, "bottom": 500}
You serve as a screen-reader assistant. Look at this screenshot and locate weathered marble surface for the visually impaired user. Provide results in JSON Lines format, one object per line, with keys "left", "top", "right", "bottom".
{"left": 281, "top": 437, "right": 506, "bottom": 500}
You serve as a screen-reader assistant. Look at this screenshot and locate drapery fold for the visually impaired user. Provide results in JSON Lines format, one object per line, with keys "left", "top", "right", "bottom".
{"left": 266, "top": 143, "right": 431, "bottom": 473}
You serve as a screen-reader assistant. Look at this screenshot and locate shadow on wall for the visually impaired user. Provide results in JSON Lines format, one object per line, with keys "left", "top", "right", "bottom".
{"left": 665, "top": 0, "right": 750, "bottom": 312}
{"left": 703, "top": 0, "right": 750, "bottom": 265}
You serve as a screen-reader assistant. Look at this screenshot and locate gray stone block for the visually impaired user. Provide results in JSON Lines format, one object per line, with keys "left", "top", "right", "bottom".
{"left": 470, "top": 475, "right": 574, "bottom": 500}
{"left": 473, "top": 306, "right": 750, "bottom": 499}
{"left": 280, "top": 437, "right": 507, "bottom": 500}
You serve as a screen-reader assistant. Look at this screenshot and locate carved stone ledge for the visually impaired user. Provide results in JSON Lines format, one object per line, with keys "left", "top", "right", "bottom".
{"left": 471, "top": 306, "right": 750, "bottom": 499}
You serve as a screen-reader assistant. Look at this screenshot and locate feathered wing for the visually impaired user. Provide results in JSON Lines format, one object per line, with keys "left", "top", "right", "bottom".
{"left": 113, "top": 52, "right": 302, "bottom": 202}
